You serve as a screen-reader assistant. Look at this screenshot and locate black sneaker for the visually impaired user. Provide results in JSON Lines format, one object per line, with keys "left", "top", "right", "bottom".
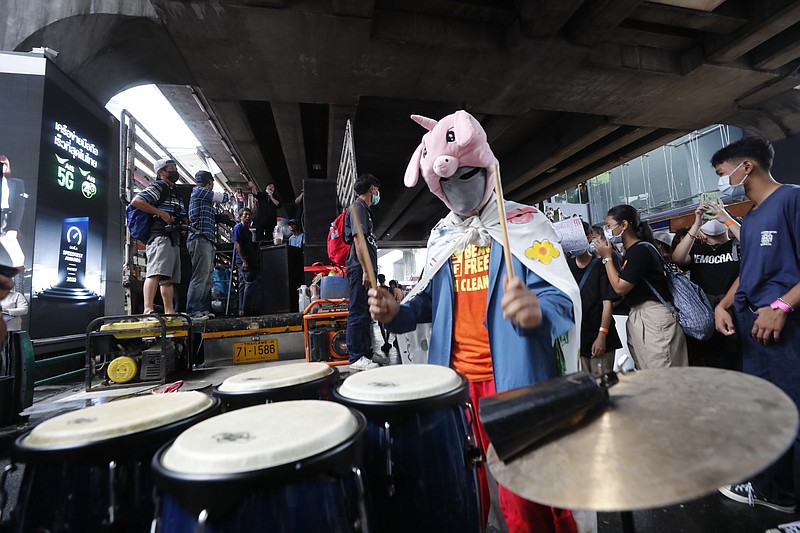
{"left": 719, "top": 483, "right": 796, "bottom": 514}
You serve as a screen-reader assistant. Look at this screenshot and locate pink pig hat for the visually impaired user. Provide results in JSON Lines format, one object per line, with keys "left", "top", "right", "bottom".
{"left": 403, "top": 110, "right": 498, "bottom": 215}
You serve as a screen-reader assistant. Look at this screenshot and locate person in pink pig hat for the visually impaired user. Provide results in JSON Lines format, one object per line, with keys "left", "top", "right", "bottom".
{"left": 369, "top": 110, "right": 581, "bottom": 533}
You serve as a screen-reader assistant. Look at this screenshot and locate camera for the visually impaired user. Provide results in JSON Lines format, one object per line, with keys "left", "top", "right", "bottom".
{"left": 163, "top": 223, "right": 196, "bottom": 234}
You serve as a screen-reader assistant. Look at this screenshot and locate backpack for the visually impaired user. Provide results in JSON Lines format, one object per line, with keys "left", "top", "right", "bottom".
{"left": 327, "top": 209, "right": 351, "bottom": 266}
{"left": 125, "top": 182, "right": 168, "bottom": 243}
{"left": 639, "top": 241, "right": 716, "bottom": 341}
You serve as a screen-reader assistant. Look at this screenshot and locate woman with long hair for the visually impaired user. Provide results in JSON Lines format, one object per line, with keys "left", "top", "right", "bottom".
{"left": 593, "top": 204, "right": 687, "bottom": 369}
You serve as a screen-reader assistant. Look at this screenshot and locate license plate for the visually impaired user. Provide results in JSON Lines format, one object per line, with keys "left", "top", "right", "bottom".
{"left": 233, "top": 339, "right": 279, "bottom": 363}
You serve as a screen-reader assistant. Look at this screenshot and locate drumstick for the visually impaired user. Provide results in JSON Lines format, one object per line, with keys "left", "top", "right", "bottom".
{"left": 349, "top": 205, "right": 377, "bottom": 289}
{"left": 493, "top": 164, "right": 515, "bottom": 281}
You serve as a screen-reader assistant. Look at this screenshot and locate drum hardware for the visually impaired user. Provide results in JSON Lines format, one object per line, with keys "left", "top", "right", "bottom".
{"left": 197, "top": 509, "right": 209, "bottom": 533}
{"left": 463, "top": 402, "right": 483, "bottom": 468}
{"left": 382, "top": 421, "right": 395, "bottom": 497}
{"left": 108, "top": 460, "right": 117, "bottom": 524}
{"left": 0, "top": 464, "right": 16, "bottom": 522}
{"left": 484, "top": 368, "right": 798, "bottom": 525}
{"left": 351, "top": 467, "right": 371, "bottom": 533}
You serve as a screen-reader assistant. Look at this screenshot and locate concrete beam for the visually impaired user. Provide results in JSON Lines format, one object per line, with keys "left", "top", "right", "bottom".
{"left": 209, "top": 100, "right": 273, "bottom": 188}
{"left": 502, "top": 113, "right": 619, "bottom": 194}
{"left": 332, "top": 0, "right": 374, "bottom": 18}
{"left": 751, "top": 23, "right": 800, "bottom": 70}
{"left": 706, "top": 0, "right": 800, "bottom": 63}
{"left": 521, "top": 129, "right": 688, "bottom": 203}
{"left": 567, "top": 0, "right": 645, "bottom": 46}
{"left": 589, "top": 42, "right": 683, "bottom": 75}
{"left": 628, "top": 2, "right": 747, "bottom": 34}
{"left": 371, "top": 9, "right": 506, "bottom": 51}
{"left": 512, "top": 126, "right": 658, "bottom": 200}
{"left": 514, "top": 0, "right": 585, "bottom": 37}
{"left": 271, "top": 102, "right": 307, "bottom": 193}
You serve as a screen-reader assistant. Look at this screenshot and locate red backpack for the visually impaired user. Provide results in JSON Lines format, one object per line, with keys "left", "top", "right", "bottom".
{"left": 327, "top": 209, "right": 351, "bottom": 266}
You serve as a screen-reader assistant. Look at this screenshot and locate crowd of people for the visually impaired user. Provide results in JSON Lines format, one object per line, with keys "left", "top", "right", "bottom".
{"left": 362, "top": 123, "right": 798, "bottom": 532}
{"left": 130, "top": 158, "right": 306, "bottom": 319}
{"left": 0, "top": 107, "right": 795, "bottom": 532}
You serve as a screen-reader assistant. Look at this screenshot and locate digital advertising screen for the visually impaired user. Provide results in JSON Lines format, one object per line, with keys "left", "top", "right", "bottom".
{"left": 28, "top": 72, "right": 112, "bottom": 338}
{"left": 0, "top": 55, "right": 46, "bottom": 335}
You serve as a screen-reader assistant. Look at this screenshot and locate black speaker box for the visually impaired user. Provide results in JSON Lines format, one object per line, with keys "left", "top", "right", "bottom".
{"left": 259, "top": 244, "right": 304, "bottom": 313}
{"left": 302, "top": 179, "right": 338, "bottom": 245}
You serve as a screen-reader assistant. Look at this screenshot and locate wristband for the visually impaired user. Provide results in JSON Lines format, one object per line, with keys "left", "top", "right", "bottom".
{"left": 599, "top": 327, "right": 609, "bottom": 334}
{"left": 688, "top": 232, "right": 697, "bottom": 239}
{"left": 770, "top": 299, "right": 794, "bottom": 313}
{"left": 724, "top": 219, "right": 735, "bottom": 227}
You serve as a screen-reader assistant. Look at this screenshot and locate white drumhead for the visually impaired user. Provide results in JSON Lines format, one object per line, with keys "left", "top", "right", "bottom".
{"left": 161, "top": 400, "right": 358, "bottom": 474}
{"left": 218, "top": 362, "right": 333, "bottom": 393}
{"left": 338, "top": 364, "right": 461, "bottom": 402}
{"left": 22, "top": 392, "right": 214, "bottom": 449}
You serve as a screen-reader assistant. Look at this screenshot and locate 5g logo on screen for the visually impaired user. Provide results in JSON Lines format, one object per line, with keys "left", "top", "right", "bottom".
{"left": 55, "top": 155, "right": 98, "bottom": 198}
{"left": 55, "top": 155, "right": 75, "bottom": 190}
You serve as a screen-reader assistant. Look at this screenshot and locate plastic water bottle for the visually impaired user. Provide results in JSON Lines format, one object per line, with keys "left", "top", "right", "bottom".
{"left": 298, "top": 285, "right": 310, "bottom": 312}
{"left": 273, "top": 225, "right": 283, "bottom": 245}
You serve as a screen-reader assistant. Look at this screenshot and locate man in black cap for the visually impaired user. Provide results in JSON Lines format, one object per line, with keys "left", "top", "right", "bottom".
{"left": 287, "top": 218, "right": 304, "bottom": 248}
{"left": 186, "top": 170, "right": 229, "bottom": 318}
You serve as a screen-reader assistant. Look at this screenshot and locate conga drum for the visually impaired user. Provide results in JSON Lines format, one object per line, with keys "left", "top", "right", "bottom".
{"left": 11, "top": 391, "right": 219, "bottom": 532}
{"left": 332, "top": 365, "right": 482, "bottom": 533}
{"left": 152, "top": 400, "right": 371, "bottom": 533}
{"left": 212, "top": 361, "right": 338, "bottom": 410}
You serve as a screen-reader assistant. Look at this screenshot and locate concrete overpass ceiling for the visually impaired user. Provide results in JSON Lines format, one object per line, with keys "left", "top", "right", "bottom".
{"left": 6, "top": 0, "right": 800, "bottom": 240}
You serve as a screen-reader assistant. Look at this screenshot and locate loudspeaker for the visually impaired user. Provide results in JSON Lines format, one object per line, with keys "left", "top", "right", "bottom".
{"left": 302, "top": 179, "right": 338, "bottom": 245}
{"left": 259, "top": 244, "right": 304, "bottom": 313}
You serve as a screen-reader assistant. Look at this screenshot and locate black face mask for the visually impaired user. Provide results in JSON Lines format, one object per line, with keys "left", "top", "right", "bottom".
{"left": 166, "top": 170, "right": 179, "bottom": 183}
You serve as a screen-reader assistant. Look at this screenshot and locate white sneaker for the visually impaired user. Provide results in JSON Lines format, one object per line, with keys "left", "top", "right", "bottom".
{"left": 766, "top": 521, "right": 800, "bottom": 533}
{"left": 349, "top": 356, "right": 379, "bottom": 371}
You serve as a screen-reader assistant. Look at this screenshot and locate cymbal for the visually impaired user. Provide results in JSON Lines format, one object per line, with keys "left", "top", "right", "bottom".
{"left": 487, "top": 367, "right": 798, "bottom": 511}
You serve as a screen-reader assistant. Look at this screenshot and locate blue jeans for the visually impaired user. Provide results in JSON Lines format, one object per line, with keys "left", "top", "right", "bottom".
{"left": 346, "top": 264, "right": 372, "bottom": 364}
{"left": 237, "top": 263, "right": 261, "bottom": 315}
{"left": 736, "top": 308, "right": 800, "bottom": 503}
{"left": 186, "top": 237, "right": 214, "bottom": 314}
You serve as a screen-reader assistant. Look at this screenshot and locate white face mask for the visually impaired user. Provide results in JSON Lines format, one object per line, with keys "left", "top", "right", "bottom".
{"left": 717, "top": 162, "right": 748, "bottom": 198}
{"left": 603, "top": 226, "right": 622, "bottom": 245}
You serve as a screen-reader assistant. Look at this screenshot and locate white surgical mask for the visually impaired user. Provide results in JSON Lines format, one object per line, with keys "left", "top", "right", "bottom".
{"left": 717, "top": 163, "right": 748, "bottom": 198}
{"left": 603, "top": 226, "right": 622, "bottom": 245}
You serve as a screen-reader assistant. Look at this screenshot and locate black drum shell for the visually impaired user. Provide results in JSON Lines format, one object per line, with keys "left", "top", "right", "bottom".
{"left": 151, "top": 407, "right": 367, "bottom": 519}
{"left": 211, "top": 366, "right": 339, "bottom": 411}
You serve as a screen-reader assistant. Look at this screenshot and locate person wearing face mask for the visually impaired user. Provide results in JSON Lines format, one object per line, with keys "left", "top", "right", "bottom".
{"left": 343, "top": 173, "right": 382, "bottom": 372}
{"left": 710, "top": 137, "right": 800, "bottom": 516}
{"left": 249, "top": 181, "right": 282, "bottom": 242}
{"left": 593, "top": 204, "right": 687, "bottom": 370}
{"left": 369, "top": 111, "right": 580, "bottom": 533}
{"left": 130, "top": 158, "right": 187, "bottom": 315}
{"left": 672, "top": 210, "right": 742, "bottom": 370}
{"left": 567, "top": 221, "right": 622, "bottom": 376}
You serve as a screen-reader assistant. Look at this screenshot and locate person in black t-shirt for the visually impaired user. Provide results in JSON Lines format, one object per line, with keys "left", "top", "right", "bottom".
{"left": 568, "top": 221, "right": 622, "bottom": 375}
{"left": 673, "top": 210, "right": 742, "bottom": 370}
{"left": 249, "top": 181, "right": 282, "bottom": 241}
{"left": 593, "top": 204, "right": 687, "bottom": 370}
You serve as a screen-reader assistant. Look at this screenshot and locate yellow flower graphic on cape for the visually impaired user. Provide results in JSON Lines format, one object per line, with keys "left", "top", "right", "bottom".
{"left": 525, "top": 240, "right": 560, "bottom": 264}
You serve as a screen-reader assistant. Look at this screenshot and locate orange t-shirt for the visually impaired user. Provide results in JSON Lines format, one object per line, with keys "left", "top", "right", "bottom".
{"left": 451, "top": 243, "right": 493, "bottom": 382}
